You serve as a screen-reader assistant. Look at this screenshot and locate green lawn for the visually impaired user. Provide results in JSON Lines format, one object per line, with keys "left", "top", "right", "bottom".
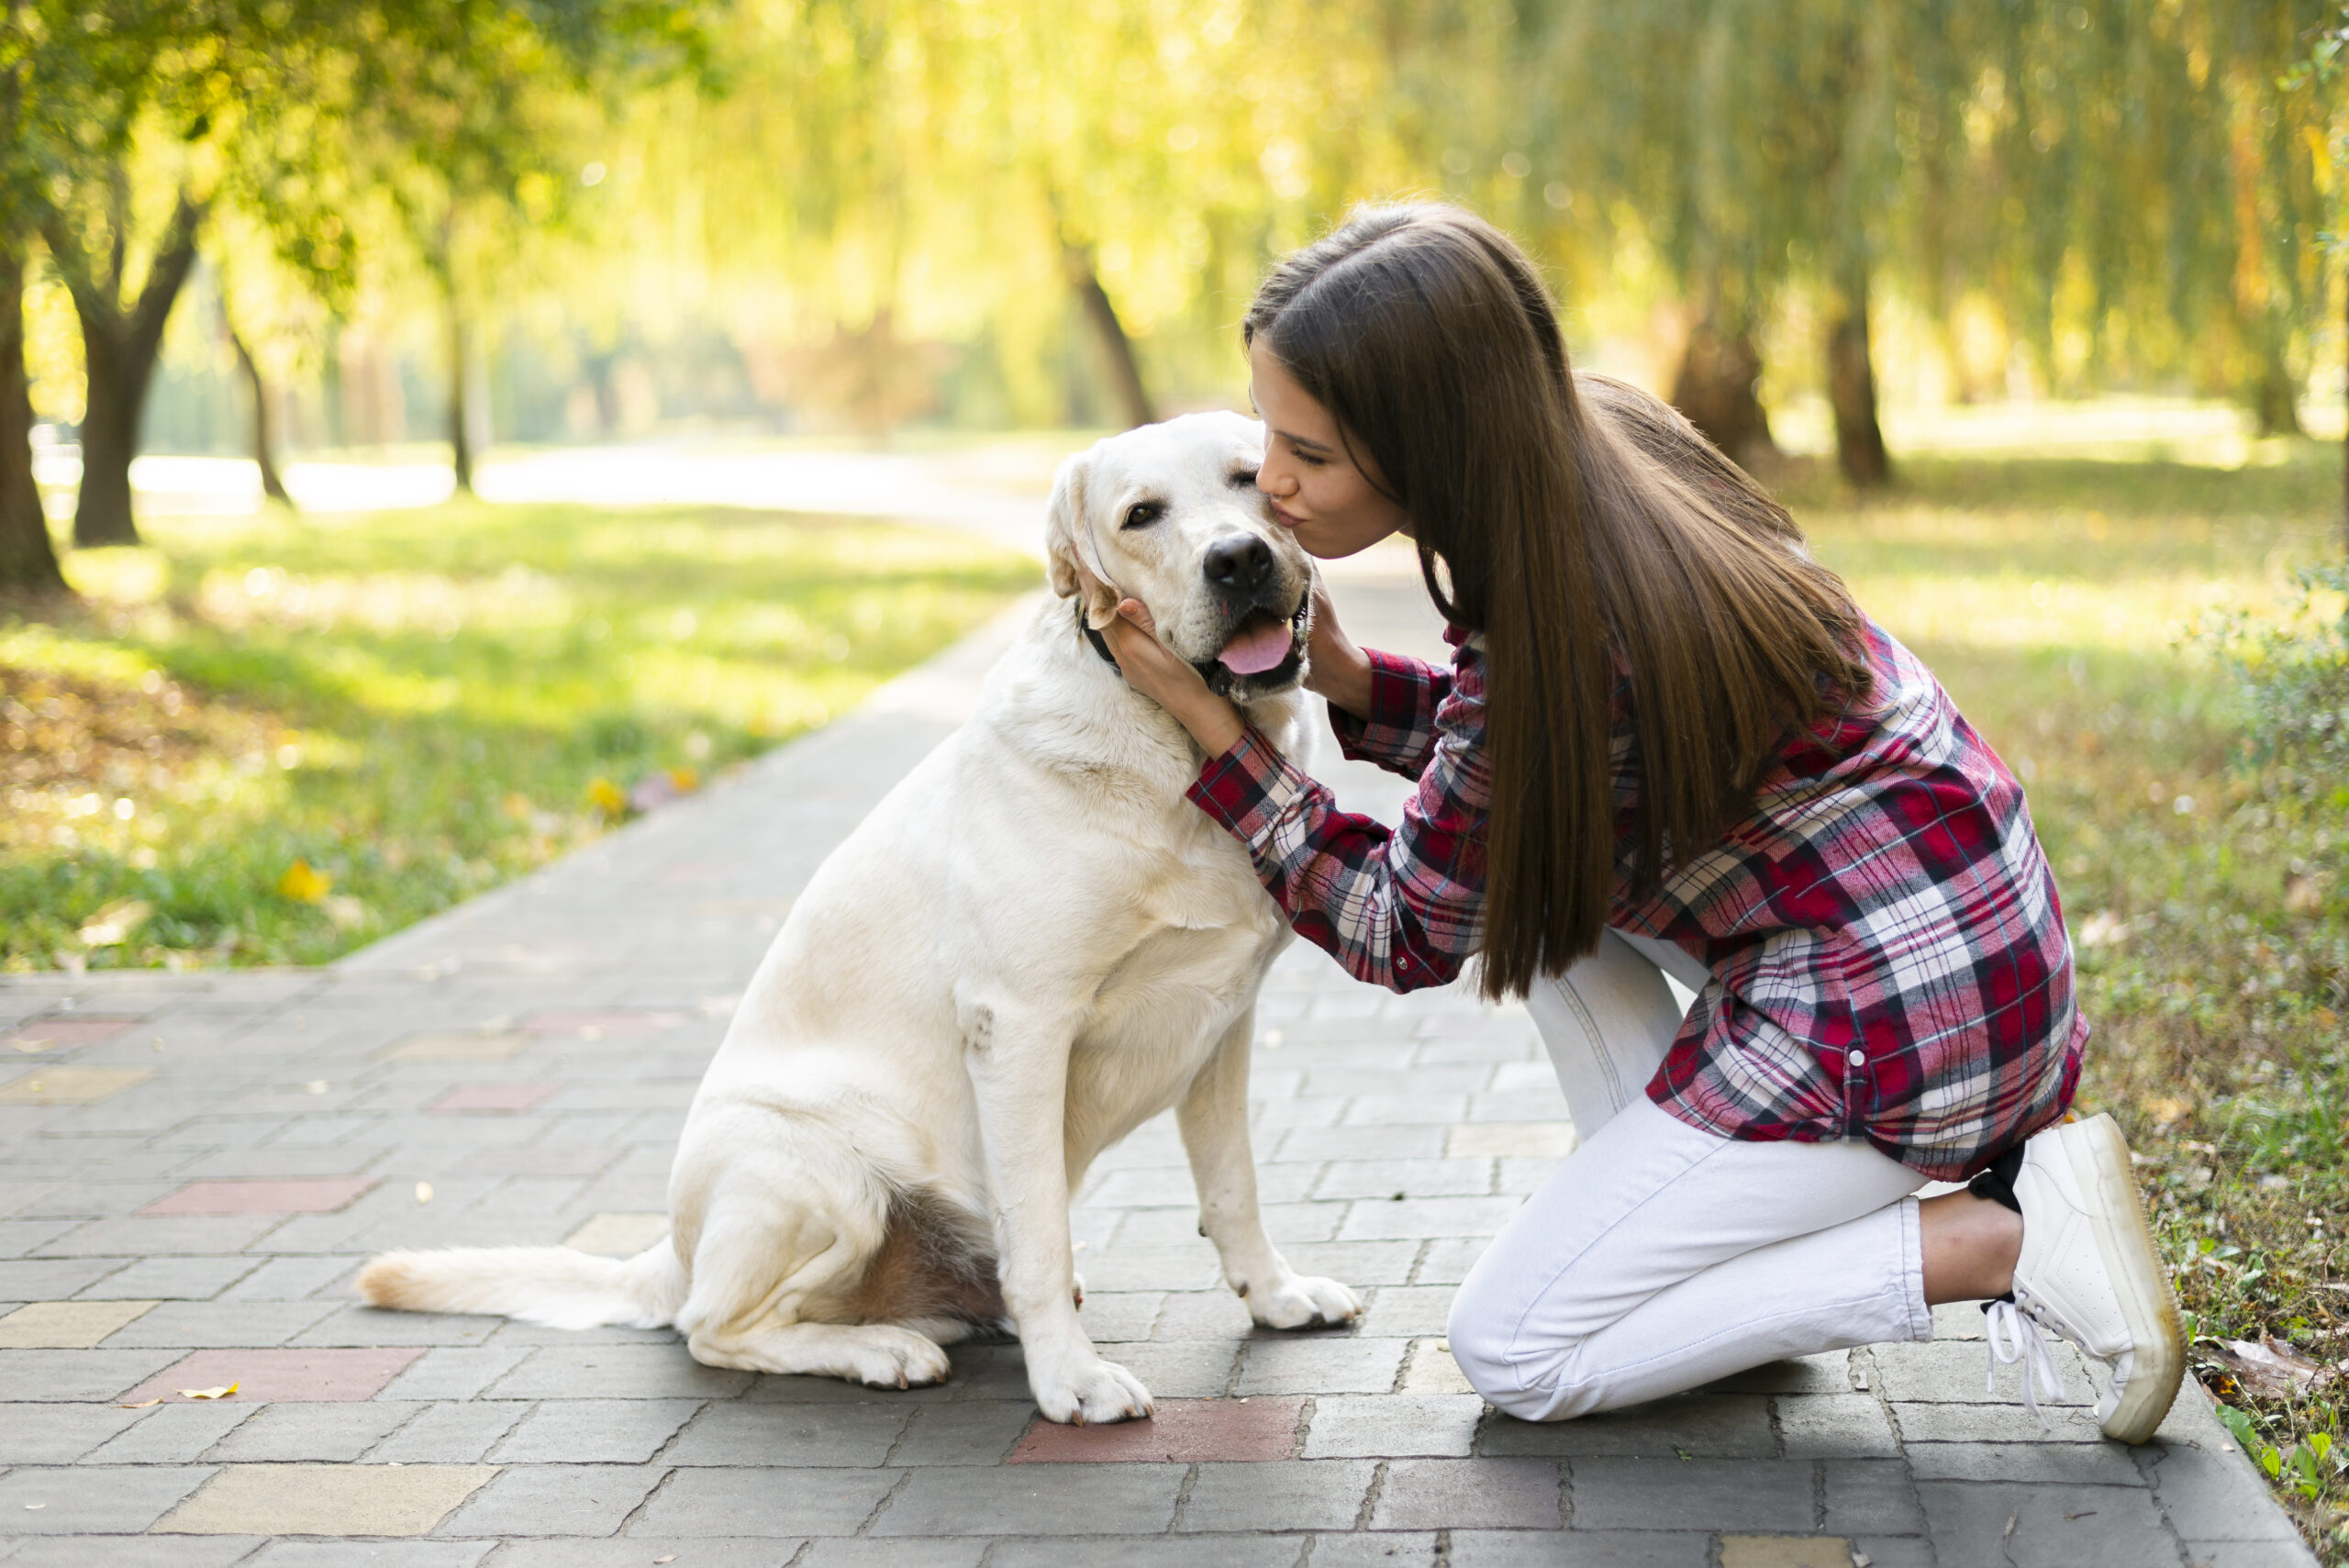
{"left": 1, "top": 498, "right": 1034, "bottom": 968}
{"left": 1790, "top": 444, "right": 2348, "bottom": 1559}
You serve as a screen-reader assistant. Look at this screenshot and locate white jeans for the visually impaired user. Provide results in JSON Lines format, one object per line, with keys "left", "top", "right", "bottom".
{"left": 1447, "top": 930, "right": 1933, "bottom": 1421}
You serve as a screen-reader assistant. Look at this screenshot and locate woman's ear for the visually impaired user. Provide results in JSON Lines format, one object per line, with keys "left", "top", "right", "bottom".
{"left": 1043, "top": 454, "right": 1120, "bottom": 627}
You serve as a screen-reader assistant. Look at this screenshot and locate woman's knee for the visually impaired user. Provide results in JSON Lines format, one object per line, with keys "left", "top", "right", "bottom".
{"left": 1446, "top": 1273, "right": 1585, "bottom": 1420}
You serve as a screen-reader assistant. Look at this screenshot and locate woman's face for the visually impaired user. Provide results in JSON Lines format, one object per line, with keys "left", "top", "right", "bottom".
{"left": 1249, "top": 339, "right": 1412, "bottom": 559}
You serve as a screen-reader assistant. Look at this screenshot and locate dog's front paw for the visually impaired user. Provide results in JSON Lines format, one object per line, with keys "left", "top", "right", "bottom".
{"left": 1248, "top": 1274, "right": 1362, "bottom": 1330}
{"left": 1031, "top": 1355, "right": 1153, "bottom": 1425}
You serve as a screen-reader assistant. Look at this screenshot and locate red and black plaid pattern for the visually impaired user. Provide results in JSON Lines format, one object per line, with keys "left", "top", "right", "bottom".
{"left": 1188, "top": 621, "right": 2083, "bottom": 1181}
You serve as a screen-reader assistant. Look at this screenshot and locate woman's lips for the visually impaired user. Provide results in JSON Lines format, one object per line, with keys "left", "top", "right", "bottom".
{"left": 1269, "top": 502, "right": 1308, "bottom": 529}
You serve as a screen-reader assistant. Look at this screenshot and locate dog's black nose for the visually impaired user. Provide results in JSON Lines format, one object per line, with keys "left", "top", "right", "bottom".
{"left": 1204, "top": 534, "right": 1275, "bottom": 594}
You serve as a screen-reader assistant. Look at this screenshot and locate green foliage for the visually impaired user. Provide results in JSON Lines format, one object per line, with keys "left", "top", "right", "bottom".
{"left": 2210, "top": 562, "right": 2349, "bottom": 788}
{"left": 0, "top": 500, "right": 1031, "bottom": 967}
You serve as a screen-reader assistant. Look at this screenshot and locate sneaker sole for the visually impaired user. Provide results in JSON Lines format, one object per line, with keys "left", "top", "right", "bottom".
{"left": 2064, "top": 1112, "right": 2186, "bottom": 1443}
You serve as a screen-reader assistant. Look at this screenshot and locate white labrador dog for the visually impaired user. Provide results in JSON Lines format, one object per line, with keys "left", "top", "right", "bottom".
{"left": 360, "top": 412, "right": 1362, "bottom": 1423}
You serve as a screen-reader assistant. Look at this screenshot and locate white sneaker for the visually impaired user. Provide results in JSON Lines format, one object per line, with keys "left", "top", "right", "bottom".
{"left": 1993, "top": 1113, "right": 2186, "bottom": 1443}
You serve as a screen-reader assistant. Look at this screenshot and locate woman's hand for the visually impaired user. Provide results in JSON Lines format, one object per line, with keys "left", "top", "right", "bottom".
{"left": 1302, "top": 566, "right": 1375, "bottom": 719}
{"left": 1071, "top": 564, "right": 1247, "bottom": 757}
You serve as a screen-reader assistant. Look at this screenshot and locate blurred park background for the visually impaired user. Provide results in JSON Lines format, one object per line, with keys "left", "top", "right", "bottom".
{"left": 3, "top": 1, "right": 2349, "bottom": 1552}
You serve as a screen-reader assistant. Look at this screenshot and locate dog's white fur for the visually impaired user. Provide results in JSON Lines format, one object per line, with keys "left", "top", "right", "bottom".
{"left": 359, "top": 413, "right": 1360, "bottom": 1423}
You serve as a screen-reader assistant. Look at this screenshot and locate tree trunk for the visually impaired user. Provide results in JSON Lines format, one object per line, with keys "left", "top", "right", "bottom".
{"left": 2247, "top": 336, "right": 2304, "bottom": 439}
{"left": 46, "top": 195, "right": 204, "bottom": 548}
{"left": 228, "top": 327, "right": 291, "bottom": 505}
{"left": 1061, "top": 241, "right": 1155, "bottom": 429}
{"left": 0, "top": 248, "right": 64, "bottom": 594}
{"left": 446, "top": 292, "right": 474, "bottom": 495}
{"left": 1826, "top": 273, "right": 1892, "bottom": 488}
{"left": 1669, "top": 317, "right": 1777, "bottom": 468}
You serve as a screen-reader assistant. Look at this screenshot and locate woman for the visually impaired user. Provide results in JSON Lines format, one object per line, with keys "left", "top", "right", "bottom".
{"left": 1085, "top": 203, "right": 2186, "bottom": 1442}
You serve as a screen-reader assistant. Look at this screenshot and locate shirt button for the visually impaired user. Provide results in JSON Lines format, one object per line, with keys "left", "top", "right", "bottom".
{"left": 1847, "top": 1049, "right": 1866, "bottom": 1067}
{"left": 1397, "top": 954, "right": 1412, "bottom": 971}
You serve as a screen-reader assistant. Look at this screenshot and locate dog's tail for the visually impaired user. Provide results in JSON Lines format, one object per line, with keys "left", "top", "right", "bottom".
{"left": 356, "top": 1238, "right": 687, "bottom": 1331}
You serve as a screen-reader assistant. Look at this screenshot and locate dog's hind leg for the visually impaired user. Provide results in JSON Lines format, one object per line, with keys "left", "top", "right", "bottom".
{"left": 668, "top": 1108, "right": 952, "bottom": 1390}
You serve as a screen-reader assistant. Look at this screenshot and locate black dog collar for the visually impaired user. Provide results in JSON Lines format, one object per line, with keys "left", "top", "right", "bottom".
{"left": 1075, "top": 597, "right": 1121, "bottom": 676}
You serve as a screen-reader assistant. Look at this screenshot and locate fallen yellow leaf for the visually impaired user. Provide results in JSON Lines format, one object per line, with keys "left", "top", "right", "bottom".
{"left": 177, "top": 1383, "right": 238, "bottom": 1400}
{"left": 415, "top": 1181, "right": 434, "bottom": 1205}
{"left": 278, "top": 859, "right": 333, "bottom": 902}
{"left": 117, "top": 1397, "right": 162, "bottom": 1408}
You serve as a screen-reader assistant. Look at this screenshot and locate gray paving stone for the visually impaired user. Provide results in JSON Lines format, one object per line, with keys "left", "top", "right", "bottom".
{"left": 994, "top": 1539, "right": 1304, "bottom": 1568}
{"left": 217, "top": 1255, "right": 357, "bottom": 1301}
{"left": 1891, "top": 1400, "right": 2108, "bottom": 1444}
{"left": 1821, "top": 1458, "right": 1928, "bottom": 1535}
{"left": 1906, "top": 1439, "right": 2149, "bottom": 1484}
{"left": 486, "top": 1543, "right": 804, "bottom": 1568}
{"left": 1236, "top": 1336, "right": 1408, "bottom": 1396}
{"left": 1305, "top": 1533, "right": 1441, "bottom": 1567}
{"left": 0, "top": 1403, "right": 153, "bottom": 1463}
{"left": 1915, "top": 1479, "right": 2177, "bottom": 1567}
{"left": 483, "top": 1344, "right": 751, "bottom": 1400}
{"left": 1476, "top": 1395, "right": 1775, "bottom": 1459}
{"left": 0, "top": 1262, "right": 133, "bottom": 1300}
{"left": 1776, "top": 1393, "right": 1904, "bottom": 1458}
{"left": 0, "top": 1464, "right": 215, "bottom": 1532}
{"left": 870, "top": 1464, "right": 1185, "bottom": 1536}
{"left": 436, "top": 1462, "right": 665, "bottom": 1537}
{"left": 2176, "top": 1540, "right": 2322, "bottom": 1568}
{"left": 885, "top": 1402, "right": 1038, "bottom": 1466}
{"left": 1871, "top": 1337, "right": 2095, "bottom": 1406}
{"left": 488, "top": 1396, "right": 702, "bottom": 1462}
{"left": 249, "top": 1545, "right": 492, "bottom": 1568}
{"left": 0, "top": 1348, "right": 178, "bottom": 1401}
{"left": 1356, "top": 1285, "right": 1456, "bottom": 1339}
{"left": 4, "top": 1540, "right": 264, "bottom": 1567}
{"left": 370, "top": 1400, "right": 529, "bottom": 1463}
{"left": 1705, "top": 1352, "right": 1855, "bottom": 1396}
{"left": 1565, "top": 1458, "right": 1815, "bottom": 1533}
{"left": 203, "top": 1399, "right": 420, "bottom": 1461}
{"left": 629, "top": 1465, "right": 902, "bottom": 1537}
{"left": 1152, "top": 1290, "right": 1257, "bottom": 1340}
{"left": 292, "top": 1305, "right": 503, "bottom": 1347}
{"left": 1303, "top": 1395, "right": 1485, "bottom": 1458}
{"left": 70, "top": 1256, "right": 262, "bottom": 1301}
{"left": 97, "top": 1299, "right": 340, "bottom": 1348}
{"left": 1408, "top": 1238, "right": 1490, "bottom": 1285}
{"left": 31, "top": 1215, "right": 284, "bottom": 1256}
{"left": 1177, "top": 1458, "right": 1376, "bottom": 1530}
{"left": 2140, "top": 1437, "right": 2310, "bottom": 1543}
{"left": 1369, "top": 1457, "right": 1564, "bottom": 1530}
{"left": 1335, "top": 1196, "right": 1518, "bottom": 1241}
{"left": 1448, "top": 1532, "right": 1707, "bottom": 1567}
{"left": 1106, "top": 1339, "right": 1243, "bottom": 1399}
{"left": 665, "top": 1398, "right": 909, "bottom": 1465}
{"left": 378, "top": 1347, "right": 536, "bottom": 1402}
{"left": 79, "top": 1399, "right": 254, "bottom": 1462}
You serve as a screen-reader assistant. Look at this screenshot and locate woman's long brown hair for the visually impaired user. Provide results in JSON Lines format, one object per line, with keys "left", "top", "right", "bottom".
{"left": 1245, "top": 204, "right": 1875, "bottom": 1000}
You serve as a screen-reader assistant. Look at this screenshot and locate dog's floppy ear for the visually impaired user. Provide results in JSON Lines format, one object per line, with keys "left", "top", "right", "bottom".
{"left": 1044, "top": 450, "right": 1120, "bottom": 628}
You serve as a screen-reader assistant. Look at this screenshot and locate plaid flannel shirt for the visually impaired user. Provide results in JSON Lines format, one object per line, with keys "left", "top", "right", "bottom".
{"left": 1188, "top": 621, "right": 2085, "bottom": 1180}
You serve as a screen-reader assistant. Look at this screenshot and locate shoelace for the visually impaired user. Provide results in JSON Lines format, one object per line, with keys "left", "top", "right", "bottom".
{"left": 1984, "top": 1294, "right": 2068, "bottom": 1426}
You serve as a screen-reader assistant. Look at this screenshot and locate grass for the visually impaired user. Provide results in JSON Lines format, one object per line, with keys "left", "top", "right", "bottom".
{"left": 1786, "top": 444, "right": 2349, "bottom": 1561}
{"left": 0, "top": 497, "right": 1034, "bottom": 968}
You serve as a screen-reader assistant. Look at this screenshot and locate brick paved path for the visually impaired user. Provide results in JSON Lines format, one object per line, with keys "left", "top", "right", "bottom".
{"left": 0, "top": 550, "right": 2319, "bottom": 1567}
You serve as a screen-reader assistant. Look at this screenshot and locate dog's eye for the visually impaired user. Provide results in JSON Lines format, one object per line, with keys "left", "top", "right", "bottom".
{"left": 1228, "top": 470, "right": 1259, "bottom": 490}
{"left": 1121, "top": 501, "right": 1164, "bottom": 530}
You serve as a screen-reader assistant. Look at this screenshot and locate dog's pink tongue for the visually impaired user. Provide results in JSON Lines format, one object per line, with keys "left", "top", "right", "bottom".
{"left": 1219, "top": 619, "right": 1293, "bottom": 675}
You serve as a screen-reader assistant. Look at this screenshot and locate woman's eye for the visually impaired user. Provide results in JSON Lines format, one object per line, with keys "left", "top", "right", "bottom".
{"left": 1295, "top": 451, "right": 1327, "bottom": 469}
{"left": 1122, "top": 502, "right": 1164, "bottom": 529}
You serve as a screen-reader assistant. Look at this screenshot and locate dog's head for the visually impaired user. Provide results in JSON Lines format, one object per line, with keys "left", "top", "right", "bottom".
{"left": 1045, "top": 410, "right": 1311, "bottom": 704}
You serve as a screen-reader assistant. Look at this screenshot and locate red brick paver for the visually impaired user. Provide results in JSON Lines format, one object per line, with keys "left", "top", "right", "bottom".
{"left": 1008, "top": 1396, "right": 1307, "bottom": 1463}
{"left": 3, "top": 1016, "right": 140, "bottom": 1051}
{"left": 140, "top": 1176, "right": 379, "bottom": 1216}
{"left": 427, "top": 1083, "right": 562, "bottom": 1113}
{"left": 118, "top": 1346, "right": 425, "bottom": 1404}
